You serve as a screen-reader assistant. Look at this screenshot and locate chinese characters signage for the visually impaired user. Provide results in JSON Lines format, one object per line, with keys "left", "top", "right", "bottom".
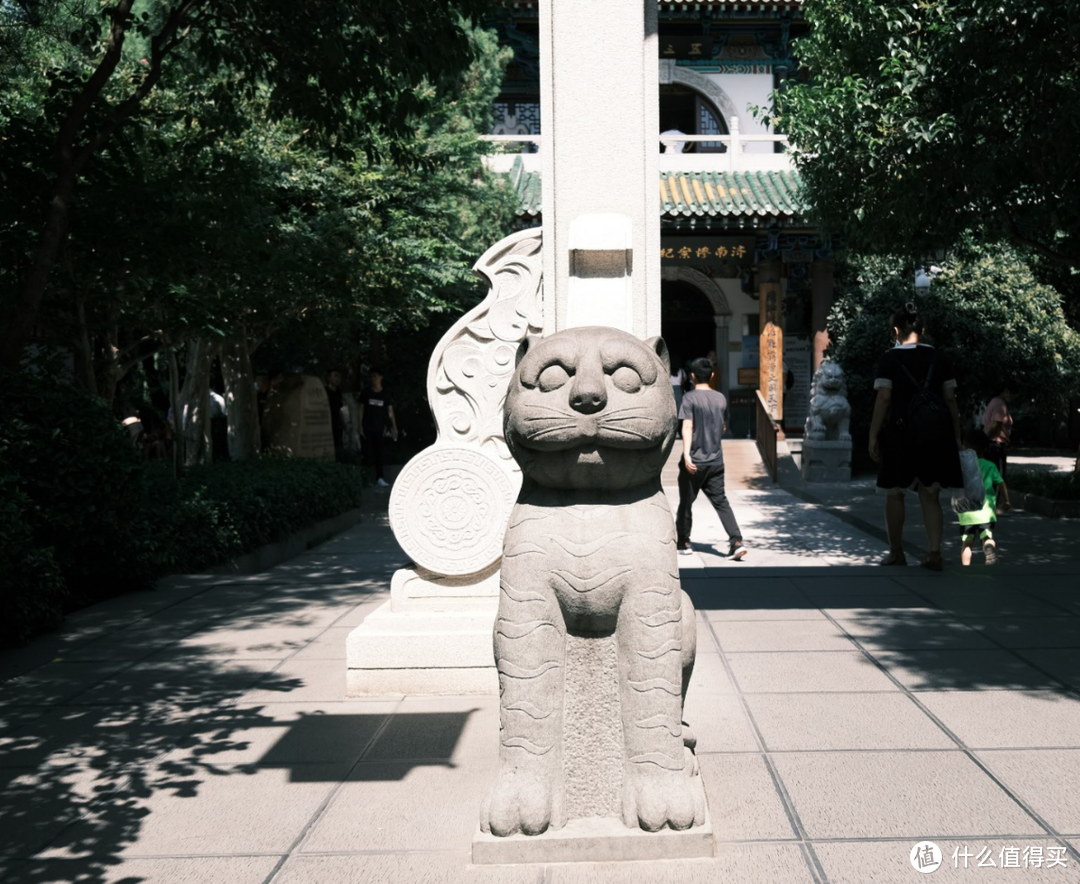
{"left": 759, "top": 283, "right": 783, "bottom": 421}
{"left": 659, "top": 38, "right": 714, "bottom": 60}
{"left": 661, "top": 237, "right": 755, "bottom": 271}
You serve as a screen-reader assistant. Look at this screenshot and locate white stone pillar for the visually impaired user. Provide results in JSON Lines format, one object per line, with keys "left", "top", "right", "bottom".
{"left": 540, "top": 0, "right": 660, "bottom": 337}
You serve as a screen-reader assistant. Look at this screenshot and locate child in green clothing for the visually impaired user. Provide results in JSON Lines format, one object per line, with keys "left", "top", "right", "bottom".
{"left": 959, "top": 429, "right": 1012, "bottom": 565}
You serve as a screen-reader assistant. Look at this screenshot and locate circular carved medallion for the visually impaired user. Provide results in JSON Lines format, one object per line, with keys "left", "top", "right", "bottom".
{"left": 389, "top": 446, "right": 517, "bottom": 576}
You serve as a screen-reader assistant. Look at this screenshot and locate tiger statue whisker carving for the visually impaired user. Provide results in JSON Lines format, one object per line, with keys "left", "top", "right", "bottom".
{"left": 479, "top": 326, "right": 705, "bottom": 838}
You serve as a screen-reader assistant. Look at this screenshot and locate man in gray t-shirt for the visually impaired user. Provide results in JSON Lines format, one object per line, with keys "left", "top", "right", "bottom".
{"left": 676, "top": 357, "right": 747, "bottom": 559}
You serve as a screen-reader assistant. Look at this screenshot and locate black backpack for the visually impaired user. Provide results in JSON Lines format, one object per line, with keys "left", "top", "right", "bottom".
{"left": 898, "top": 359, "right": 948, "bottom": 447}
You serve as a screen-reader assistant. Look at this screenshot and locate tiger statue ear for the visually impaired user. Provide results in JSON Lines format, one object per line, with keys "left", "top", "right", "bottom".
{"left": 515, "top": 334, "right": 542, "bottom": 368}
{"left": 645, "top": 336, "right": 671, "bottom": 374}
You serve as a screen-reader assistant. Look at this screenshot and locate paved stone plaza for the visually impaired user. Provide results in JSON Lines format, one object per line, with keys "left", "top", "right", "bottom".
{"left": 2, "top": 447, "right": 1080, "bottom": 883}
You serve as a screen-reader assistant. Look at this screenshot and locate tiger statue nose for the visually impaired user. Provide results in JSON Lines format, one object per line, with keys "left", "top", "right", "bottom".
{"left": 569, "top": 375, "right": 607, "bottom": 414}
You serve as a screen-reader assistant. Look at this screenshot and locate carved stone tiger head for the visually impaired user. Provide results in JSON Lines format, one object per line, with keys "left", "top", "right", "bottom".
{"left": 503, "top": 327, "right": 677, "bottom": 490}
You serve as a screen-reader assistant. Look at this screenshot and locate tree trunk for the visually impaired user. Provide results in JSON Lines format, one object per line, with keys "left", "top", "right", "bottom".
{"left": 176, "top": 338, "right": 218, "bottom": 466}
{"left": 221, "top": 337, "right": 261, "bottom": 461}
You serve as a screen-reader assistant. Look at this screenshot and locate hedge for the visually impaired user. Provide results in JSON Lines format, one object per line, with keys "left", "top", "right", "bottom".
{"left": 1, "top": 371, "right": 364, "bottom": 647}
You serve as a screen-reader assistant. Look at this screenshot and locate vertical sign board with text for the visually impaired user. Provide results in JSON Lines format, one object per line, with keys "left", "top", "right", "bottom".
{"left": 759, "top": 283, "right": 783, "bottom": 421}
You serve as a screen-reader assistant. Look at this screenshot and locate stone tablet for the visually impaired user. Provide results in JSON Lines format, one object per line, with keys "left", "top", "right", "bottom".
{"left": 261, "top": 374, "right": 335, "bottom": 459}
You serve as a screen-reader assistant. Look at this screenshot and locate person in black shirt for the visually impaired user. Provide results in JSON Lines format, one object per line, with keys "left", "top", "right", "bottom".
{"left": 868, "top": 303, "right": 962, "bottom": 570}
{"left": 359, "top": 367, "right": 398, "bottom": 487}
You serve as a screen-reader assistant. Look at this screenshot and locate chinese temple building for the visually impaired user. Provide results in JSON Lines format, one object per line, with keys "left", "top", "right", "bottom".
{"left": 485, "top": 0, "right": 832, "bottom": 436}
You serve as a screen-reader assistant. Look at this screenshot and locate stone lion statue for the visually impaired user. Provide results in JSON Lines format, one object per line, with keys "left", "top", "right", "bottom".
{"left": 804, "top": 361, "right": 851, "bottom": 442}
{"left": 480, "top": 326, "right": 705, "bottom": 838}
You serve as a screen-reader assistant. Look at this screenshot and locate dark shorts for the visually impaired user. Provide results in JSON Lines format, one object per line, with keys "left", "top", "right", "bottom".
{"left": 959, "top": 523, "right": 993, "bottom": 541}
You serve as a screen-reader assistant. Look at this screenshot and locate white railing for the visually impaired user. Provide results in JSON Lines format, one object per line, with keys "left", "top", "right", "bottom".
{"left": 480, "top": 117, "right": 793, "bottom": 174}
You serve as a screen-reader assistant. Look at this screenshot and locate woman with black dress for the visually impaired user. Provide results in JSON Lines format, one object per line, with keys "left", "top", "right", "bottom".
{"left": 868, "top": 303, "right": 962, "bottom": 570}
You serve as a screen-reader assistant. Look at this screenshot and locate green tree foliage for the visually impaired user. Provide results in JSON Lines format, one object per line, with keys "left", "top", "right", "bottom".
{"left": 0, "top": 0, "right": 500, "bottom": 369}
{"left": 827, "top": 240, "right": 1080, "bottom": 446}
{"left": 3, "top": 7, "right": 516, "bottom": 412}
{"left": 770, "top": 1, "right": 1080, "bottom": 269}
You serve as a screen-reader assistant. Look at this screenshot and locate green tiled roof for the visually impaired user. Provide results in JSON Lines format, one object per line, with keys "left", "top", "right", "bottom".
{"left": 509, "top": 160, "right": 807, "bottom": 223}
{"left": 659, "top": 169, "right": 805, "bottom": 219}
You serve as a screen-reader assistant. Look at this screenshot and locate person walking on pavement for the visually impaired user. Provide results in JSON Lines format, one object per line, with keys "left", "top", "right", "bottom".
{"left": 868, "top": 303, "right": 962, "bottom": 571}
{"left": 359, "top": 367, "right": 398, "bottom": 488}
{"left": 676, "top": 356, "right": 747, "bottom": 560}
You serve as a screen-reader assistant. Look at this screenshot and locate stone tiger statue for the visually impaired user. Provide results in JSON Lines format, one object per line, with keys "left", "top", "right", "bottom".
{"left": 804, "top": 360, "right": 852, "bottom": 442}
{"left": 480, "top": 326, "right": 704, "bottom": 838}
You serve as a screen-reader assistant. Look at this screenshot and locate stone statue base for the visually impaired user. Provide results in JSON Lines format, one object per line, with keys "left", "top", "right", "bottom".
{"left": 800, "top": 439, "right": 852, "bottom": 482}
{"left": 345, "top": 566, "right": 498, "bottom": 696}
{"left": 472, "top": 810, "right": 714, "bottom": 864}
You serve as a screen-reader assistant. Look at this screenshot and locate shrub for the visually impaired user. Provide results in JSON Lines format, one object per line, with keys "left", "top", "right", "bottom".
{"left": 140, "top": 457, "right": 365, "bottom": 573}
{"left": 0, "top": 370, "right": 151, "bottom": 609}
{"left": 1007, "top": 471, "right": 1080, "bottom": 501}
{"left": 0, "top": 472, "right": 67, "bottom": 646}
{"left": 1, "top": 370, "right": 365, "bottom": 646}
{"left": 827, "top": 240, "right": 1080, "bottom": 450}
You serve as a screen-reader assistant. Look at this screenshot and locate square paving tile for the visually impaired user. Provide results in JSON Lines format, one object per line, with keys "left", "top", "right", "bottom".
{"left": 240, "top": 659, "right": 348, "bottom": 704}
{"left": 170, "top": 627, "right": 320, "bottom": 659}
{"left": 298, "top": 759, "right": 496, "bottom": 853}
{"left": 746, "top": 693, "right": 954, "bottom": 751}
{"left": 870, "top": 649, "right": 1063, "bottom": 692}
{"left": 0, "top": 856, "right": 282, "bottom": 884}
{"left": 917, "top": 691, "right": 1080, "bottom": 749}
{"left": 816, "top": 595, "right": 939, "bottom": 618}
{"left": 0, "top": 662, "right": 128, "bottom": 708}
{"left": 0, "top": 703, "right": 205, "bottom": 769}
{"left": 327, "top": 596, "right": 390, "bottom": 629}
{"left": 773, "top": 751, "right": 1044, "bottom": 839}
{"left": 550, "top": 844, "right": 816, "bottom": 884}
{"left": 713, "top": 620, "right": 854, "bottom": 652}
{"left": 686, "top": 650, "right": 736, "bottom": 694}
{"left": 0, "top": 763, "right": 119, "bottom": 857}
{"left": 176, "top": 700, "right": 399, "bottom": 765}
{"left": 815, "top": 839, "right": 1075, "bottom": 884}
{"left": 684, "top": 694, "right": 758, "bottom": 753}
{"left": 981, "top": 749, "right": 1080, "bottom": 834}
{"left": 837, "top": 615, "right": 996, "bottom": 651}
{"left": 363, "top": 696, "right": 498, "bottom": 762}
{"left": 725, "top": 651, "right": 899, "bottom": 693}
{"left": 699, "top": 754, "right": 795, "bottom": 842}
{"left": 276, "top": 853, "right": 537, "bottom": 884}
{"left": 1015, "top": 650, "right": 1080, "bottom": 691}
{"left": 289, "top": 627, "right": 354, "bottom": 661}
{"left": 970, "top": 618, "right": 1080, "bottom": 650}
{"left": 73, "top": 659, "right": 281, "bottom": 707}
{"left": 41, "top": 763, "right": 348, "bottom": 857}
{"left": 793, "top": 576, "right": 912, "bottom": 596}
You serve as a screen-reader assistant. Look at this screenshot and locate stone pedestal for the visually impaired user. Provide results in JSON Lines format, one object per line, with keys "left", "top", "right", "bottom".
{"left": 801, "top": 439, "right": 852, "bottom": 482}
{"left": 473, "top": 812, "right": 714, "bottom": 864}
{"left": 346, "top": 566, "right": 498, "bottom": 695}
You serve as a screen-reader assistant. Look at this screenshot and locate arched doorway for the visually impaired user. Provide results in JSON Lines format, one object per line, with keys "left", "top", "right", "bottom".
{"left": 659, "top": 84, "right": 727, "bottom": 152}
{"left": 661, "top": 280, "right": 716, "bottom": 378}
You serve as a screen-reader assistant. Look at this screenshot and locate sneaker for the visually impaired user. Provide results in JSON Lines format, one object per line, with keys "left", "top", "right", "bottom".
{"left": 729, "top": 541, "right": 748, "bottom": 561}
{"left": 983, "top": 542, "right": 998, "bottom": 565}
{"left": 677, "top": 541, "right": 693, "bottom": 556}
{"left": 376, "top": 478, "right": 390, "bottom": 488}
